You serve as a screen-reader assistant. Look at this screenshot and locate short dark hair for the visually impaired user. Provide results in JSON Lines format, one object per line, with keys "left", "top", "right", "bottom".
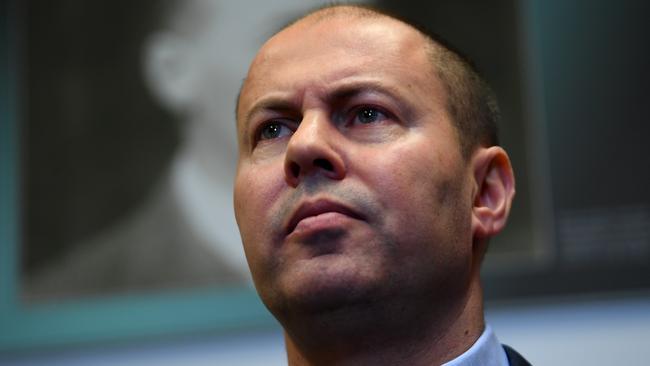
{"left": 238, "top": 4, "right": 501, "bottom": 158}
{"left": 421, "top": 27, "right": 501, "bottom": 158}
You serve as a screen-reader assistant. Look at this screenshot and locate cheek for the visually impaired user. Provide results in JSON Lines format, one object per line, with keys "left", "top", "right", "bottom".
{"left": 234, "top": 162, "right": 285, "bottom": 264}
{"left": 359, "top": 139, "right": 472, "bottom": 256}
{"left": 367, "top": 143, "right": 440, "bottom": 223}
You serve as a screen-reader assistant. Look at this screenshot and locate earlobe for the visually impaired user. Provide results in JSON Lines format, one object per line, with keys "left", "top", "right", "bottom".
{"left": 142, "top": 32, "right": 196, "bottom": 113}
{"left": 470, "top": 146, "right": 516, "bottom": 240}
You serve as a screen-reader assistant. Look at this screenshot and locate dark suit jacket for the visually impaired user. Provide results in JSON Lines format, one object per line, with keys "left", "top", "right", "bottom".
{"left": 504, "top": 345, "right": 532, "bottom": 366}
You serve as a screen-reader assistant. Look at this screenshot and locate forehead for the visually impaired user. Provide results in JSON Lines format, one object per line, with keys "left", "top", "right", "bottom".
{"left": 237, "top": 15, "right": 444, "bottom": 123}
{"left": 263, "top": 14, "right": 421, "bottom": 61}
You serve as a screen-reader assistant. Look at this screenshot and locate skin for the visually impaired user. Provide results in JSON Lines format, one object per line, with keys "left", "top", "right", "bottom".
{"left": 234, "top": 8, "right": 515, "bottom": 366}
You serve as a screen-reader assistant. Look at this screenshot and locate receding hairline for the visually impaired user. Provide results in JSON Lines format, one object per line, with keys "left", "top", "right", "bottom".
{"left": 236, "top": 4, "right": 437, "bottom": 119}
{"left": 286, "top": 4, "right": 392, "bottom": 27}
{"left": 275, "top": 4, "right": 440, "bottom": 57}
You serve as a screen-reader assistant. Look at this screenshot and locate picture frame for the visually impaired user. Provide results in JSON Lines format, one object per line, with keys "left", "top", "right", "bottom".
{"left": 0, "top": 0, "right": 283, "bottom": 353}
{"left": 2, "top": 0, "right": 649, "bottom": 355}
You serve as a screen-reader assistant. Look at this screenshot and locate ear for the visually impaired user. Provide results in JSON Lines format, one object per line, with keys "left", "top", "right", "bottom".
{"left": 470, "top": 146, "right": 516, "bottom": 240}
{"left": 142, "top": 32, "right": 197, "bottom": 114}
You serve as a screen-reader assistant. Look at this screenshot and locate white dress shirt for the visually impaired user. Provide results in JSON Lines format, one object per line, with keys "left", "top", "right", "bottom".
{"left": 442, "top": 325, "right": 510, "bottom": 366}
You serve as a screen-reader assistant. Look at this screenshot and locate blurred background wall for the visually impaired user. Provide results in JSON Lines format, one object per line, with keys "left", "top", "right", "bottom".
{"left": 2, "top": 296, "right": 649, "bottom": 365}
{"left": 1, "top": 0, "right": 649, "bottom": 364}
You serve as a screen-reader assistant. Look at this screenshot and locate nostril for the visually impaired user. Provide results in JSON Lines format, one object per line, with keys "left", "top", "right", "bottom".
{"left": 290, "top": 162, "right": 301, "bottom": 178}
{"left": 314, "top": 158, "right": 334, "bottom": 171}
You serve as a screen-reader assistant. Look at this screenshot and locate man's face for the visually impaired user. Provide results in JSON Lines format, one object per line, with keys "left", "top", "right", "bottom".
{"left": 234, "top": 16, "right": 477, "bottom": 319}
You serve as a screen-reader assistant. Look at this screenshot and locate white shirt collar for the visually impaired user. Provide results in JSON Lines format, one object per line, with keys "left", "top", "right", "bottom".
{"left": 442, "top": 325, "right": 509, "bottom": 366}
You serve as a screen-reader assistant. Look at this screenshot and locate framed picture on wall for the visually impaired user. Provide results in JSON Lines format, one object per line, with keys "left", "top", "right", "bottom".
{"left": 0, "top": 0, "right": 321, "bottom": 353}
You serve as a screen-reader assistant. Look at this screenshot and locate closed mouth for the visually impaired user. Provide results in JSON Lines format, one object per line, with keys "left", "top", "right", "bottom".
{"left": 286, "top": 199, "right": 363, "bottom": 235}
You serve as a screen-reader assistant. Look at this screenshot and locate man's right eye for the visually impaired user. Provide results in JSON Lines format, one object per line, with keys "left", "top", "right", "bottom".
{"left": 258, "top": 121, "right": 293, "bottom": 141}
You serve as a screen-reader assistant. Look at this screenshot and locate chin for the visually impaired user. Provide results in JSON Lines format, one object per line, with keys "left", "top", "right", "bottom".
{"left": 271, "top": 255, "right": 386, "bottom": 315}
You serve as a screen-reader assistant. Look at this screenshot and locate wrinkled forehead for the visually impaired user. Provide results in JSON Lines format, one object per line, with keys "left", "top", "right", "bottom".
{"left": 237, "top": 14, "right": 434, "bottom": 120}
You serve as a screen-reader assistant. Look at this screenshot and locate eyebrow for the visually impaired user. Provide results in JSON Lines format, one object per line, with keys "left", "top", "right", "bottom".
{"left": 326, "top": 80, "right": 414, "bottom": 121}
{"left": 328, "top": 80, "right": 406, "bottom": 103}
{"left": 239, "top": 96, "right": 296, "bottom": 142}
{"left": 241, "top": 79, "right": 409, "bottom": 132}
{"left": 244, "top": 97, "right": 297, "bottom": 125}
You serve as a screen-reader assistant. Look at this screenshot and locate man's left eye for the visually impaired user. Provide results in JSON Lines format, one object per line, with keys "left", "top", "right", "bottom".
{"left": 353, "top": 107, "right": 386, "bottom": 124}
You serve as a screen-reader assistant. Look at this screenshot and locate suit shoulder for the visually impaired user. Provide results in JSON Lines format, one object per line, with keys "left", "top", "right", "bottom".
{"left": 503, "top": 344, "right": 532, "bottom": 366}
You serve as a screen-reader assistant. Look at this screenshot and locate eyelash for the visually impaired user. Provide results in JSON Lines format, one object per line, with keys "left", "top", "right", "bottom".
{"left": 256, "top": 120, "right": 295, "bottom": 142}
{"left": 347, "top": 105, "right": 390, "bottom": 126}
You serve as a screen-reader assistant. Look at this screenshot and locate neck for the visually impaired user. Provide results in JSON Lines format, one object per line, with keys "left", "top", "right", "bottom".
{"left": 284, "top": 277, "right": 485, "bottom": 366}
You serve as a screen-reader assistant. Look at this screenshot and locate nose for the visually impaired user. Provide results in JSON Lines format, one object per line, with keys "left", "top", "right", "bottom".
{"left": 284, "top": 111, "right": 346, "bottom": 187}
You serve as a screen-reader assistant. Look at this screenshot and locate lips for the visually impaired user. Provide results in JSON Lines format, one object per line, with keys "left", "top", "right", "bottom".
{"left": 286, "top": 199, "right": 363, "bottom": 235}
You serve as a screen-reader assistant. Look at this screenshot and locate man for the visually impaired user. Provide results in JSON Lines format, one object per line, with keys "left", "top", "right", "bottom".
{"left": 234, "top": 4, "right": 528, "bottom": 366}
